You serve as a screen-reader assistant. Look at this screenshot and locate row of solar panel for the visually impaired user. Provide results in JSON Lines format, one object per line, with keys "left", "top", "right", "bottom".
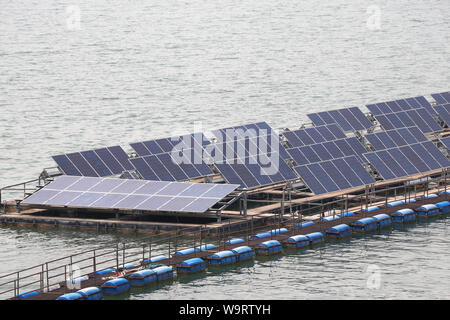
{"left": 211, "top": 121, "right": 274, "bottom": 141}
{"left": 307, "top": 107, "right": 373, "bottom": 132}
{"left": 287, "top": 137, "right": 368, "bottom": 166}
{"left": 433, "top": 104, "right": 450, "bottom": 127}
{"left": 374, "top": 108, "right": 441, "bottom": 134}
{"left": 129, "top": 151, "right": 214, "bottom": 181}
{"left": 22, "top": 176, "right": 238, "bottom": 213}
{"left": 365, "top": 127, "right": 428, "bottom": 151}
{"left": 130, "top": 133, "right": 210, "bottom": 157}
{"left": 366, "top": 96, "right": 432, "bottom": 115}
{"left": 281, "top": 124, "right": 346, "bottom": 148}
{"left": 52, "top": 146, "right": 134, "bottom": 177}
{"left": 363, "top": 142, "right": 450, "bottom": 180}
{"left": 215, "top": 154, "right": 298, "bottom": 189}
{"left": 204, "top": 136, "right": 292, "bottom": 162}
{"left": 431, "top": 92, "right": 450, "bottom": 105}
{"left": 293, "top": 155, "right": 375, "bottom": 195}
{"left": 440, "top": 136, "right": 450, "bottom": 150}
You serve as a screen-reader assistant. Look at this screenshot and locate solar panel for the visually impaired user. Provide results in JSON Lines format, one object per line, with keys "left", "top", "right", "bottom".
{"left": 433, "top": 104, "right": 450, "bottom": 127}
{"left": 207, "top": 123, "right": 297, "bottom": 189}
{"left": 52, "top": 146, "right": 133, "bottom": 177}
{"left": 368, "top": 96, "right": 434, "bottom": 115}
{"left": 440, "top": 136, "right": 450, "bottom": 150}
{"left": 307, "top": 107, "right": 373, "bottom": 132}
{"left": 293, "top": 155, "right": 375, "bottom": 195}
{"left": 21, "top": 176, "right": 239, "bottom": 214}
{"left": 432, "top": 92, "right": 450, "bottom": 105}
{"left": 281, "top": 124, "right": 346, "bottom": 148}
{"left": 363, "top": 142, "right": 450, "bottom": 180}
{"left": 373, "top": 108, "right": 441, "bottom": 134}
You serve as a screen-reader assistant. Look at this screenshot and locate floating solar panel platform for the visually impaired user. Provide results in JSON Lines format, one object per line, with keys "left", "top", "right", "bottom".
{"left": 52, "top": 146, "right": 134, "bottom": 177}
{"left": 21, "top": 176, "right": 239, "bottom": 214}
{"left": 281, "top": 124, "right": 346, "bottom": 148}
{"left": 293, "top": 155, "right": 375, "bottom": 195}
{"left": 307, "top": 107, "right": 373, "bottom": 132}
{"left": 363, "top": 142, "right": 450, "bottom": 180}
{"left": 207, "top": 122, "right": 298, "bottom": 189}
{"left": 129, "top": 133, "right": 214, "bottom": 182}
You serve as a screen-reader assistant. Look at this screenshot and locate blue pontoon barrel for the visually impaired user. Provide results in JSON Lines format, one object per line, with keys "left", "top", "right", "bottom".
{"left": 326, "top": 224, "right": 352, "bottom": 238}
{"left": 282, "top": 234, "right": 309, "bottom": 248}
{"left": 207, "top": 250, "right": 237, "bottom": 266}
{"left": 231, "top": 246, "right": 254, "bottom": 262}
{"left": 177, "top": 257, "right": 206, "bottom": 274}
{"left": 76, "top": 287, "right": 103, "bottom": 300}
{"left": 101, "top": 277, "right": 130, "bottom": 296}
{"left": 391, "top": 208, "right": 416, "bottom": 223}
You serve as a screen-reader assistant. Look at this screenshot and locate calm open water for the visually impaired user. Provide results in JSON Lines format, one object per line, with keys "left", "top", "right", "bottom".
{"left": 0, "top": 0, "right": 449, "bottom": 299}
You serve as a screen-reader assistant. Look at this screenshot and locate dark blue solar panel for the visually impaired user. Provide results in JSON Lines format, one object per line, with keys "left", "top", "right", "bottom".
{"left": 421, "top": 141, "right": 450, "bottom": 168}
{"left": 307, "top": 113, "right": 326, "bottom": 126}
{"left": 442, "top": 92, "right": 450, "bottom": 103}
{"left": 277, "top": 159, "right": 298, "bottom": 181}
{"left": 397, "top": 128, "right": 418, "bottom": 145}
{"left": 317, "top": 111, "right": 335, "bottom": 125}
{"left": 130, "top": 142, "right": 151, "bottom": 156}
{"left": 315, "top": 126, "right": 335, "bottom": 141}
{"left": 408, "top": 127, "right": 428, "bottom": 142}
{"left": 332, "top": 158, "right": 364, "bottom": 186}
{"left": 409, "top": 144, "right": 441, "bottom": 171}
{"left": 349, "top": 107, "right": 373, "bottom": 129}
{"left": 386, "top": 101, "right": 401, "bottom": 113}
{"left": 322, "top": 141, "right": 345, "bottom": 158}
{"left": 376, "top": 102, "right": 392, "bottom": 114}
{"left": 108, "top": 146, "right": 134, "bottom": 171}
{"left": 295, "top": 130, "right": 315, "bottom": 146}
{"left": 229, "top": 163, "right": 259, "bottom": 188}
{"left": 415, "top": 96, "right": 432, "bottom": 109}
{"left": 375, "top": 115, "right": 395, "bottom": 130}
{"left": 333, "top": 139, "right": 355, "bottom": 158}
{"left": 367, "top": 104, "right": 382, "bottom": 115}
{"left": 432, "top": 93, "right": 447, "bottom": 105}
{"left": 311, "top": 144, "right": 333, "bottom": 161}
{"left": 52, "top": 155, "right": 82, "bottom": 176}
{"left": 157, "top": 153, "right": 189, "bottom": 181}
{"left": 396, "top": 112, "right": 416, "bottom": 127}
{"left": 143, "top": 140, "right": 164, "bottom": 155}
{"left": 66, "top": 153, "right": 98, "bottom": 177}
{"left": 416, "top": 108, "right": 441, "bottom": 132}
{"left": 95, "top": 148, "right": 126, "bottom": 174}
{"left": 307, "top": 163, "right": 339, "bottom": 192}
{"left": 406, "top": 110, "right": 431, "bottom": 133}
{"left": 405, "top": 97, "right": 421, "bottom": 108}
{"left": 283, "top": 131, "right": 304, "bottom": 147}
{"left": 329, "top": 110, "right": 353, "bottom": 132}
{"left": 143, "top": 155, "right": 176, "bottom": 181}
{"left": 395, "top": 99, "right": 412, "bottom": 110}
{"left": 366, "top": 134, "right": 386, "bottom": 150}
{"left": 155, "top": 138, "right": 174, "bottom": 153}
{"left": 385, "top": 113, "right": 405, "bottom": 129}
{"left": 304, "top": 128, "right": 325, "bottom": 143}
{"left": 398, "top": 145, "right": 430, "bottom": 172}
{"left": 363, "top": 153, "right": 396, "bottom": 180}
{"left": 346, "top": 137, "right": 368, "bottom": 158}
{"left": 215, "top": 163, "right": 246, "bottom": 188}
{"left": 244, "top": 161, "right": 273, "bottom": 186}
{"left": 377, "top": 150, "right": 407, "bottom": 177}
{"left": 388, "top": 149, "right": 419, "bottom": 175}
{"left": 130, "top": 158, "right": 159, "bottom": 180}
{"left": 385, "top": 130, "right": 407, "bottom": 146}
{"left": 320, "top": 161, "right": 352, "bottom": 189}
{"left": 440, "top": 137, "right": 450, "bottom": 150}
{"left": 287, "top": 148, "right": 309, "bottom": 165}
{"left": 299, "top": 146, "right": 321, "bottom": 163}
{"left": 327, "top": 124, "right": 347, "bottom": 139}
{"left": 434, "top": 105, "right": 450, "bottom": 126}
{"left": 294, "top": 165, "right": 327, "bottom": 194}
{"left": 81, "top": 150, "right": 113, "bottom": 177}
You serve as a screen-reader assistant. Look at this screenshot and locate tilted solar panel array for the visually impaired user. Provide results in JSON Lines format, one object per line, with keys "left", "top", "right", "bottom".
{"left": 129, "top": 133, "right": 214, "bottom": 181}
{"left": 52, "top": 146, "right": 134, "bottom": 177}
{"left": 433, "top": 104, "right": 450, "bottom": 127}
{"left": 363, "top": 142, "right": 450, "bottom": 180}
{"left": 307, "top": 107, "right": 373, "bottom": 132}
{"left": 431, "top": 91, "right": 450, "bottom": 105}
{"left": 293, "top": 155, "right": 375, "bottom": 195}
{"left": 281, "top": 124, "right": 346, "bottom": 148}
{"left": 440, "top": 136, "right": 450, "bottom": 150}
{"left": 287, "top": 137, "right": 369, "bottom": 165}
{"left": 364, "top": 127, "right": 428, "bottom": 151}
{"left": 366, "top": 96, "right": 434, "bottom": 115}
{"left": 21, "top": 176, "right": 239, "bottom": 213}
{"left": 372, "top": 108, "right": 441, "bottom": 134}
{"left": 207, "top": 122, "right": 298, "bottom": 189}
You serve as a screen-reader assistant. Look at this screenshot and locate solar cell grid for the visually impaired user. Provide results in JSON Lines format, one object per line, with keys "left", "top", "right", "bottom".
{"left": 307, "top": 107, "right": 373, "bottom": 132}
{"left": 21, "top": 176, "right": 239, "bottom": 214}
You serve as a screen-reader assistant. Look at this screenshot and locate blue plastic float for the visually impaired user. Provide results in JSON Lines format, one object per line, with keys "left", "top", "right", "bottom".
{"left": 17, "top": 290, "right": 40, "bottom": 300}
{"left": 417, "top": 193, "right": 438, "bottom": 200}
{"left": 76, "top": 287, "right": 103, "bottom": 300}
{"left": 152, "top": 265, "right": 174, "bottom": 281}
{"left": 177, "top": 258, "right": 206, "bottom": 274}
{"left": 391, "top": 209, "right": 416, "bottom": 223}
{"left": 360, "top": 206, "right": 380, "bottom": 213}
{"left": 128, "top": 269, "right": 157, "bottom": 287}
{"left": 142, "top": 255, "right": 168, "bottom": 264}
{"left": 90, "top": 267, "right": 116, "bottom": 278}
{"left": 351, "top": 217, "right": 378, "bottom": 232}
{"left": 282, "top": 234, "right": 309, "bottom": 248}
{"left": 386, "top": 200, "right": 405, "bottom": 207}
{"left": 321, "top": 215, "right": 340, "bottom": 222}
{"left": 255, "top": 240, "right": 282, "bottom": 255}
{"left": 326, "top": 224, "right": 352, "bottom": 238}
{"left": 435, "top": 201, "right": 450, "bottom": 214}
{"left": 338, "top": 212, "right": 356, "bottom": 218}
{"left": 207, "top": 250, "right": 237, "bottom": 266}
{"left": 101, "top": 278, "right": 130, "bottom": 296}
{"left": 294, "top": 221, "right": 315, "bottom": 228}
{"left": 372, "top": 214, "right": 392, "bottom": 229}
{"left": 56, "top": 292, "right": 84, "bottom": 300}
{"left": 415, "top": 204, "right": 440, "bottom": 218}
{"left": 224, "top": 238, "right": 245, "bottom": 245}
{"left": 231, "top": 246, "right": 254, "bottom": 262}
{"left": 305, "top": 232, "right": 325, "bottom": 245}
{"left": 250, "top": 228, "right": 288, "bottom": 240}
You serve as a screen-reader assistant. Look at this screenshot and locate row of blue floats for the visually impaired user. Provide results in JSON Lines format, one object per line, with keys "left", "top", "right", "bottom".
{"left": 53, "top": 195, "right": 450, "bottom": 300}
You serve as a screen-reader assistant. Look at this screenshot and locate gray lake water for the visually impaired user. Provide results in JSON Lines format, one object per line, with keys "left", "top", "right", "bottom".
{"left": 0, "top": 0, "right": 449, "bottom": 299}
